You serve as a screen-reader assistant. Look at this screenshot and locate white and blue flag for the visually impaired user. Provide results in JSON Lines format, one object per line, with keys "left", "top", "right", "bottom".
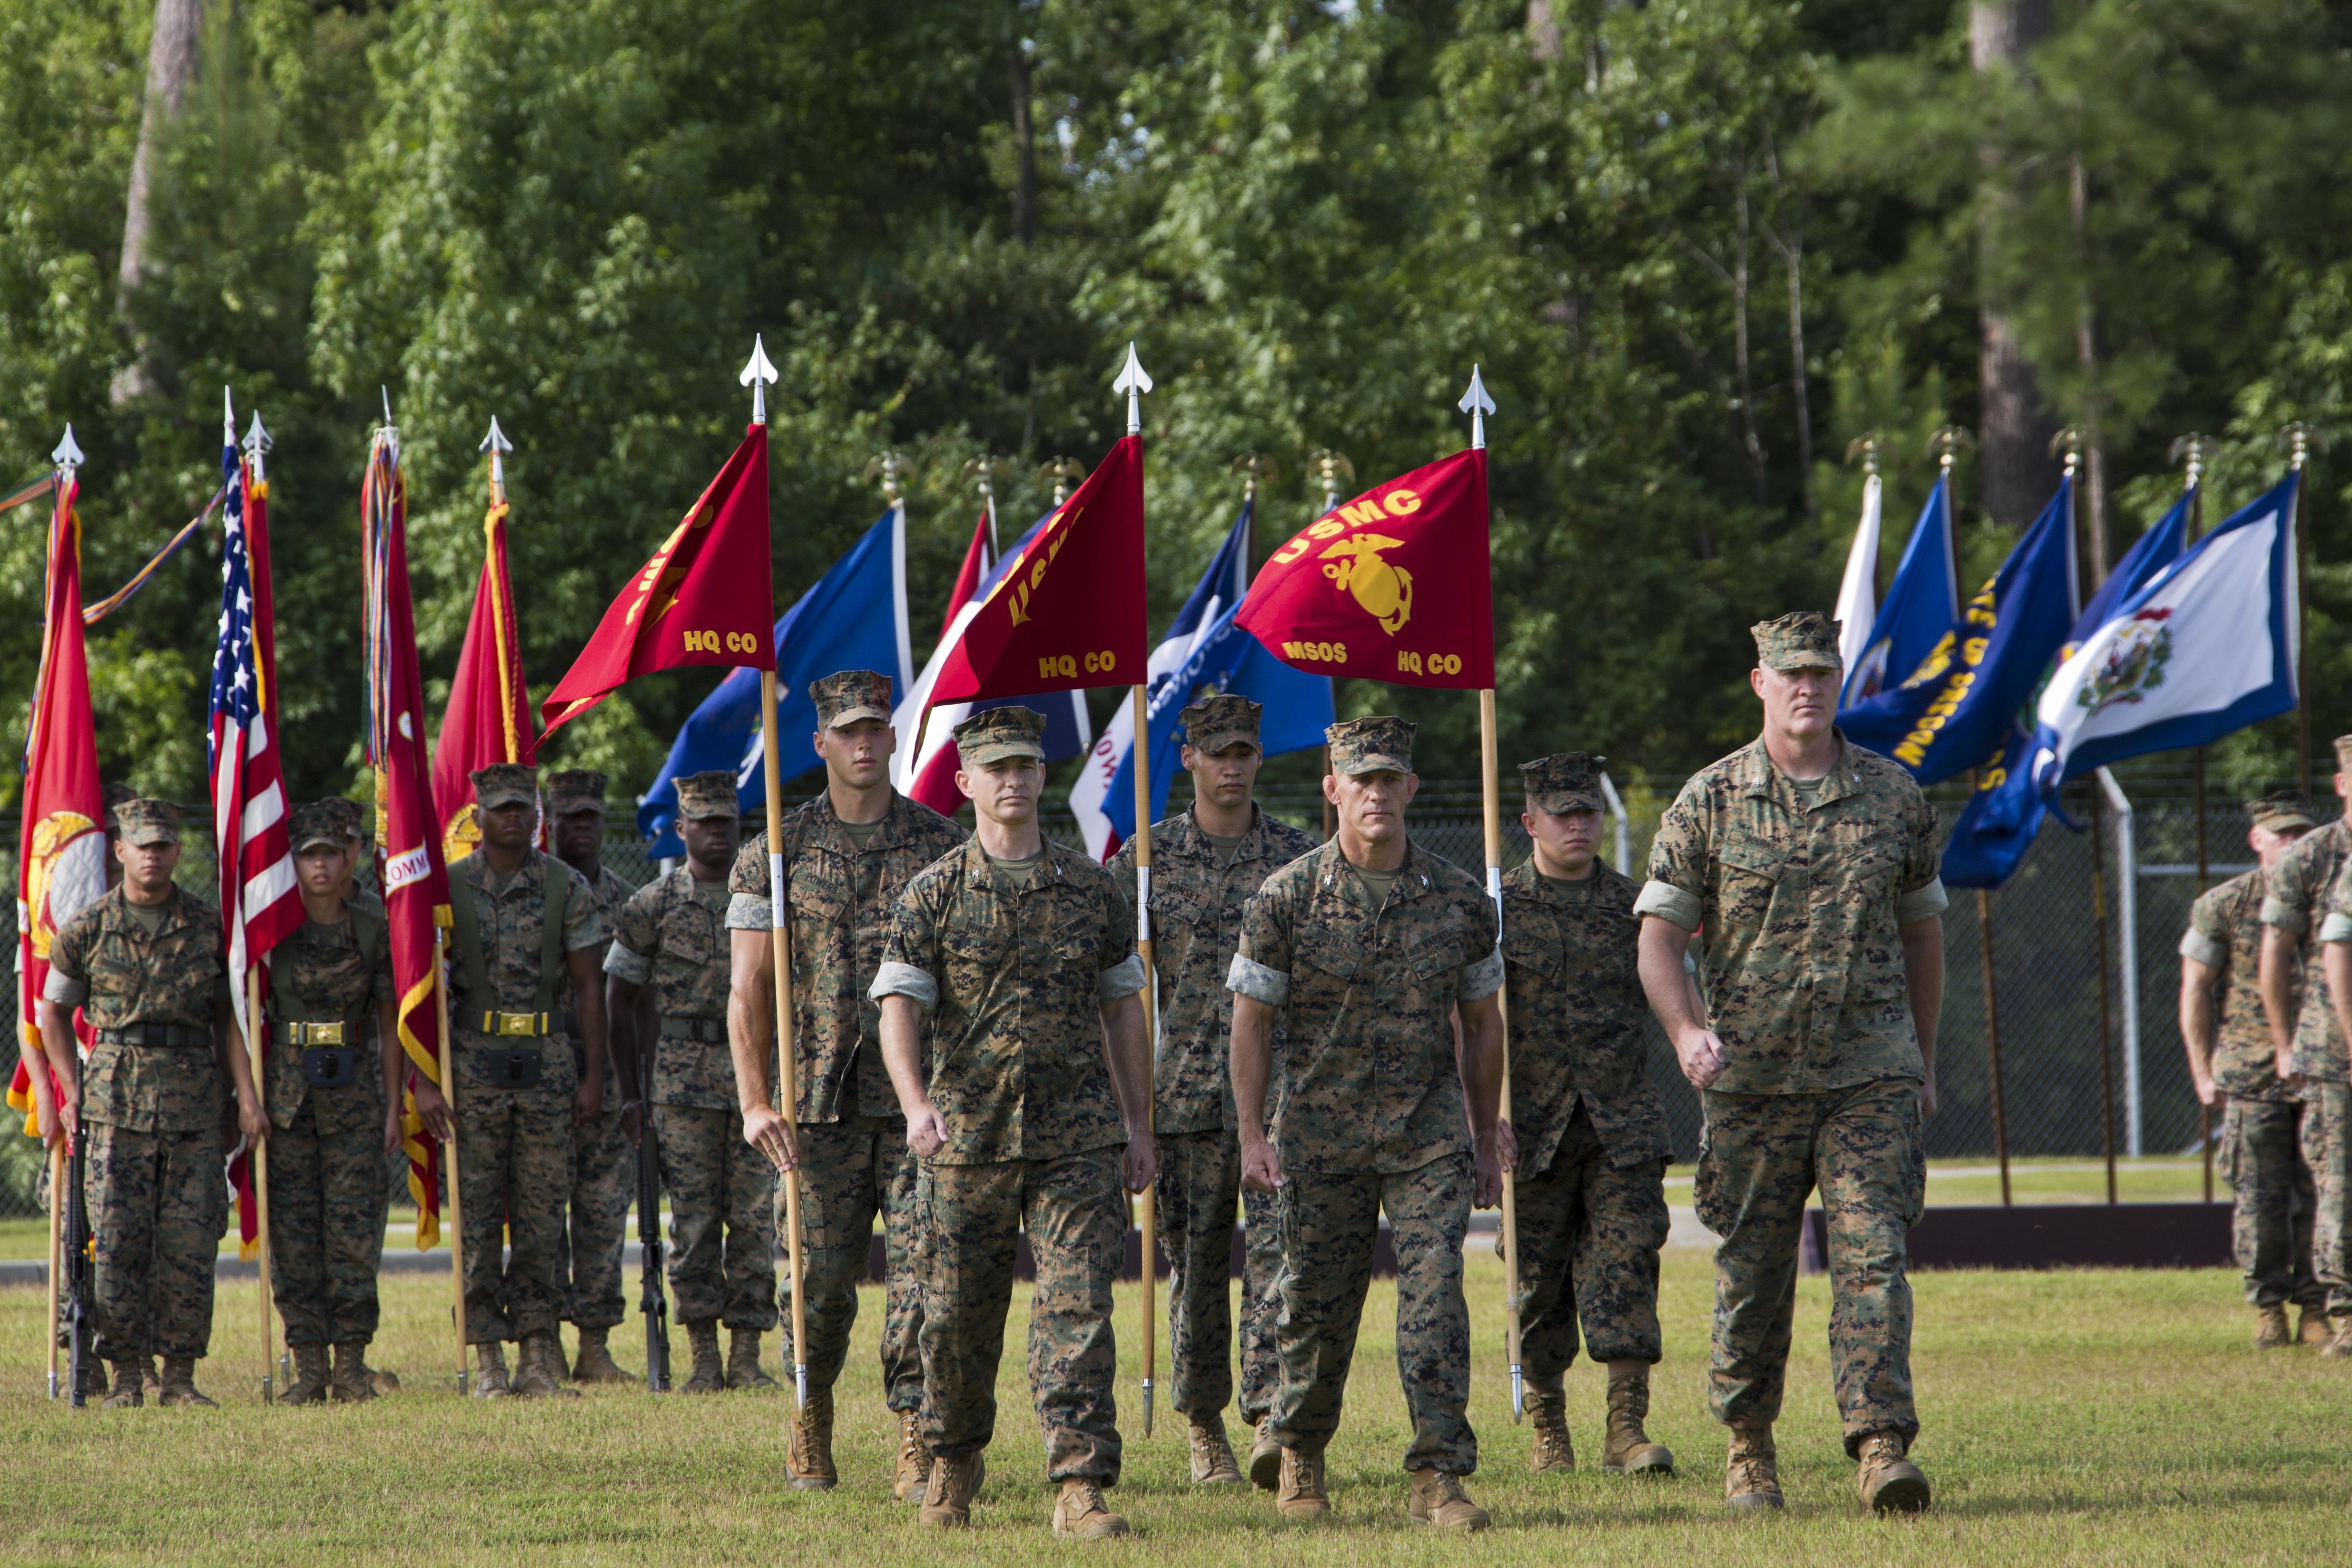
{"left": 1840, "top": 473, "right": 1957, "bottom": 707}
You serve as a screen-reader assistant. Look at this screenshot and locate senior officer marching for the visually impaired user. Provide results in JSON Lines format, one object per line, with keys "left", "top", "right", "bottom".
{"left": 264, "top": 802, "right": 402, "bottom": 1404}
{"left": 2181, "top": 790, "right": 2325, "bottom": 1347}
{"left": 546, "top": 769, "right": 639, "bottom": 1385}
{"left": 1229, "top": 716, "right": 1508, "bottom": 1531}
{"left": 2267, "top": 739, "right": 2352, "bottom": 1359}
{"left": 1502, "top": 753, "right": 1677, "bottom": 1478}
{"left": 870, "top": 705, "right": 1155, "bottom": 1540}
{"left": 39, "top": 799, "right": 266, "bottom": 1407}
{"left": 442, "top": 762, "right": 610, "bottom": 1398}
{"left": 1635, "top": 612, "right": 1944, "bottom": 1516}
{"left": 609, "top": 770, "right": 774, "bottom": 1393}
{"left": 1108, "top": 692, "right": 1318, "bottom": 1488}
{"left": 729, "top": 671, "right": 966, "bottom": 1489}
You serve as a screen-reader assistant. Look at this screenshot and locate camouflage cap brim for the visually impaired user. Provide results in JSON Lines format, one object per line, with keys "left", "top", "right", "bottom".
{"left": 1527, "top": 787, "right": 1605, "bottom": 815}
{"left": 1332, "top": 748, "right": 1412, "bottom": 777}
{"left": 958, "top": 735, "right": 1047, "bottom": 766}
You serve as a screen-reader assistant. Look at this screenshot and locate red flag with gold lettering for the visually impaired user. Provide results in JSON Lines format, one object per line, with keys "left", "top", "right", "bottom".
{"left": 928, "top": 435, "right": 1147, "bottom": 703}
{"left": 539, "top": 427, "right": 775, "bottom": 740}
{"left": 1237, "top": 448, "right": 1493, "bottom": 689}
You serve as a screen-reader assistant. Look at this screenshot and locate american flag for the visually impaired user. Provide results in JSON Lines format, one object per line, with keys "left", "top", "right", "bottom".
{"left": 209, "top": 417, "right": 301, "bottom": 1028}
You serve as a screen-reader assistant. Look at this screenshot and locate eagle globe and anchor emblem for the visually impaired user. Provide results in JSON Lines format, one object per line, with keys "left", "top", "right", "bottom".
{"left": 25, "top": 810, "right": 105, "bottom": 960}
{"left": 2076, "top": 608, "right": 2175, "bottom": 719}
{"left": 1319, "top": 534, "right": 1415, "bottom": 634}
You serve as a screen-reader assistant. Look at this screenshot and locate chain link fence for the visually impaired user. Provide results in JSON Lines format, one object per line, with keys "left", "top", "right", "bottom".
{"left": 0, "top": 768, "right": 2276, "bottom": 1210}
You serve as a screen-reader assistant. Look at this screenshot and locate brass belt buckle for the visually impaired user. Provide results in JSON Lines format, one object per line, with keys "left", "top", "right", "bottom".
{"left": 489, "top": 1011, "right": 542, "bottom": 1038}
{"left": 303, "top": 1021, "right": 346, "bottom": 1046}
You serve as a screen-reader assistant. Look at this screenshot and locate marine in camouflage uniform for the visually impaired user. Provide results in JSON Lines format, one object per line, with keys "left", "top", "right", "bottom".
{"left": 449, "top": 764, "right": 609, "bottom": 1397}
{"left": 1107, "top": 692, "right": 1317, "bottom": 1486}
{"left": 2288, "top": 744, "right": 2352, "bottom": 1357}
{"left": 42, "top": 799, "right": 256, "bottom": 1407}
{"left": 607, "top": 770, "right": 776, "bottom": 1383}
{"left": 2181, "top": 791, "right": 2322, "bottom": 1347}
{"left": 1228, "top": 716, "right": 1506, "bottom": 1530}
{"left": 264, "top": 802, "right": 400, "bottom": 1403}
{"left": 1637, "top": 613, "right": 1945, "bottom": 1515}
{"left": 1502, "top": 753, "right": 1675, "bottom": 1477}
{"left": 545, "top": 768, "right": 637, "bottom": 1382}
{"left": 869, "top": 705, "right": 1151, "bottom": 1538}
{"left": 730, "top": 671, "right": 967, "bottom": 1484}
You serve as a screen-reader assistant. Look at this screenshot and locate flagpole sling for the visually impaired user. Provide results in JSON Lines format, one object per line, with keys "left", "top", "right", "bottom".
{"left": 1131, "top": 682, "right": 1160, "bottom": 1438}
{"left": 761, "top": 671, "right": 810, "bottom": 1410}
{"left": 245, "top": 966, "right": 275, "bottom": 1402}
{"left": 433, "top": 929, "right": 468, "bottom": 1394}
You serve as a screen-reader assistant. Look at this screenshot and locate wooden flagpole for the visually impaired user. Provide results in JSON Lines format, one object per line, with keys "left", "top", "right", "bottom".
{"left": 246, "top": 967, "right": 275, "bottom": 1402}
{"left": 45, "top": 1143, "right": 61, "bottom": 1399}
{"left": 761, "top": 670, "right": 810, "bottom": 1409}
{"left": 433, "top": 929, "right": 468, "bottom": 1393}
{"left": 1131, "top": 682, "right": 1159, "bottom": 1438}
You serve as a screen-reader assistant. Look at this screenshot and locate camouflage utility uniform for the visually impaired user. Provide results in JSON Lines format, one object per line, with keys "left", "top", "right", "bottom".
{"left": 2186, "top": 868, "right": 2318, "bottom": 1309}
{"left": 46, "top": 884, "right": 230, "bottom": 1369}
{"left": 610, "top": 868, "right": 775, "bottom": 1328}
{"left": 561, "top": 856, "right": 634, "bottom": 1338}
{"left": 448, "top": 847, "right": 607, "bottom": 1345}
{"left": 870, "top": 833, "right": 1147, "bottom": 1484}
{"left": 1500, "top": 853, "right": 1674, "bottom": 1378}
{"left": 731, "top": 790, "right": 965, "bottom": 1410}
{"left": 264, "top": 904, "right": 396, "bottom": 1350}
{"left": 1229, "top": 835, "right": 1503, "bottom": 1477}
{"left": 1638, "top": 726, "right": 1944, "bottom": 1456}
{"left": 1110, "top": 803, "right": 1317, "bottom": 1434}
{"left": 2286, "top": 803, "right": 2352, "bottom": 1325}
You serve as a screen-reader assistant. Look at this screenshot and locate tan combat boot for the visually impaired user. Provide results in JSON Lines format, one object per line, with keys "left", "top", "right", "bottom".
{"left": 681, "top": 1321, "right": 725, "bottom": 1394}
{"left": 330, "top": 1343, "right": 376, "bottom": 1403}
{"left": 281, "top": 1343, "right": 331, "bottom": 1406}
{"left": 143, "top": 1356, "right": 161, "bottom": 1395}
{"left": 1725, "top": 1422, "right": 1783, "bottom": 1513}
{"left": 1407, "top": 1468, "right": 1491, "bottom": 1531}
{"left": 1187, "top": 1413, "right": 1243, "bottom": 1484}
{"left": 1527, "top": 1387, "right": 1574, "bottom": 1473}
{"left": 570, "top": 1325, "right": 629, "bottom": 1384}
{"left": 2299, "top": 1303, "right": 2332, "bottom": 1345}
{"left": 1248, "top": 1418, "right": 1281, "bottom": 1490}
{"left": 919, "top": 1452, "right": 985, "bottom": 1529}
{"left": 894, "top": 1411, "right": 931, "bottom": 1504}
{"left": 727, "top": 1328, "right": 779, "bottom": 1390}
{"left": 102, "top": 1360, "right": 143, "bottom": 1409}
{"left": 1274, "top": 1447, "right": 1329, "bottom": 1520}
{"left": 787, "top": 1386, "right": 837, "bottom": 1490}
{"left": 472, "top": 1341, "right": 512, "bottom": 1398}
{"left": 1053, "top": 1479, "right": 1132, "bottom": 1538}
{"left": 1601, "top": 1367, "right": 1675, "bottom": 1475}
{"left": 1856, "top": 1429, "right": 1930, "bottom": 1514}
{"left": 157, "top": 1357, "right": 216, "bottom": 1408}
{"left": 513, "top": 1332, "right": 581, "bottom": 1399}
{"left": 2254, "top": 1302, "right": 2292, "bottom": 1349}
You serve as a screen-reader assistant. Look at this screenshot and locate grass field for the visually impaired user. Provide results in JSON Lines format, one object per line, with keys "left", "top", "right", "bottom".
{"left": 0, "top": 1248, "right": 2344, "bottom": 1566}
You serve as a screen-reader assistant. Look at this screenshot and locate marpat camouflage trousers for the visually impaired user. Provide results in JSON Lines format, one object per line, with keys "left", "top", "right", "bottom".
{"left": 1696, "top": 1079, "right": 1924, "bottom": 1456}
{"left": 781, "top": 1116, "right": 922, "bottom": 1408}
{"left": 1271, "top": 1152, "right": 1476, "bottom": 1475}
{"left": 564, "top": 1101, "right": 633, "bottom": 1330}
{"left": 1513, "top": 1105, "right": 1669, "bottom": 1376}
{"left": 2220, "top": 1097, "right": 2319, "bottom": 1308}
{"left": 2301, "top": 1081, "right": 2351, "bottom": 1317}
{"left": 456, "top": 1077, "right": 572, "bottom": 1343}
{"left": 654, "top": 1103, "right": 776, "bottom": 1329}
{"left": 916, "top": 1148, "right": 1125, "bottom": 1482}
{"left": 1154, "top": 1128, "right": 1284, "bottom": 1423}
{"left": 266, "top": 1100, "right": 389, "bottom": 1346}
{"left": 88, "top": 1123, "right": 225, "bottom": 1363}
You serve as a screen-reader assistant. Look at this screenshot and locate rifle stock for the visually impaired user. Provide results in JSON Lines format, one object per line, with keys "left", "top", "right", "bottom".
{"left": 638, "top": 1048, "right": 669, "bottom": 1391}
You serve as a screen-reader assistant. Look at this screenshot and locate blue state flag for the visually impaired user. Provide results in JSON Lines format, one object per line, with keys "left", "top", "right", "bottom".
{"left": 1101, "top": 594, "right": 1335, "bottom": 844}
{"left": 1943, "top": 483, "right": 2196, "bottom": 888}
{"left": 1841, "top": 474, "right": 1958, "bottom": 706}
{"left": 1840, "top": 474, "right": 2078, "bottom": 788}
{"left": 636, "top": 503, "right": 912, "bottom": 856}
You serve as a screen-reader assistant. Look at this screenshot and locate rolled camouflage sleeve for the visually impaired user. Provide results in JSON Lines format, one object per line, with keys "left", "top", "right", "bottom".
{"left": 561, "top": 867, "right": 609, "bottom": 951}
{"left": 603, "top": 942, "right": 654, "bottom": 984}
{"left": 41, "top": 968, "right": 86, "bottom": 1006}
{"left": 612, "top": 886, "right": 663, "bottom": 972}
{"left": 2261, "top": 846, "right": 2312, "bottom": 932}
{"left": 1636, "top": 786, "right": 1708, "bottom": 932}
{"left": 726, "top": 834, "right": 773, "bottom": 931}
{"left": 1230, "top": 885, "right": 1296, "bottom": 1006}
{"left": 869, "top": 883, "right": 940, "bottom": 1010}
{"left": 44, "top": 916, "right": 91, "bottom": 1006}
{"left": 1895, "top": 793, "right": 1946, "bottom": 925}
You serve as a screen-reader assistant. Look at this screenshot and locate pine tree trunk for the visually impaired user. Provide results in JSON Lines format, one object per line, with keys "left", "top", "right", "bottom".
{"left": 112, "top": 0, "right": 205, "bottom": 406}
{"left": 1970, "top": 0, "right": 2058, "bottom": 528}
